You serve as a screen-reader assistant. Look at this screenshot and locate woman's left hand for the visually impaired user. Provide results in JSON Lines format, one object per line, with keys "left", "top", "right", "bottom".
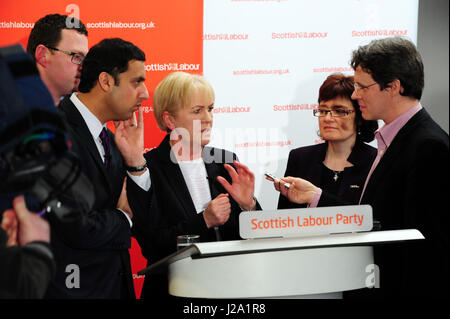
{"left": 217, "top": 160, "right": 256, "bottom": 211}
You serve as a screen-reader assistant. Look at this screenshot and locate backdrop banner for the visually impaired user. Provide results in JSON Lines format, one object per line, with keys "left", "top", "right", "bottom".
{"left": 203, "top": 0, "right": 418, "bottom": 210}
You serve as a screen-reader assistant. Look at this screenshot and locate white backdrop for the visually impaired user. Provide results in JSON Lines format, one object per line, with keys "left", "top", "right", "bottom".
{"left": 204, "top": 0, "right": 419, "bottom": 210}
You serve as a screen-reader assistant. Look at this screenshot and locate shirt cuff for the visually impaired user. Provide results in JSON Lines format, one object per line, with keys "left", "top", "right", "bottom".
{"left": 24, "top": 241, "right": 54, "bottom": 261}
{"left": 307, "top": 188, "right": 322, "bottom": 208}
{"left": 127, "top": 169, "right": 151, "bottom": 191}
{"left": 117, "top": 209, "right": 133, "bottom": 228}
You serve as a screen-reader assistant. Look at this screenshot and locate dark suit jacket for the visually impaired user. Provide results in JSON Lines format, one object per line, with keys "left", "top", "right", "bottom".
{"left": 278, "top": 138, "right": 377, "bottom": 209}
{"left": 320, "top": 108, "right": 449, "bottom": 298}
{"left": 127, "top": 134, "right": 261, "bottom": 297}
{"left": 44, "top": 96, "right": 135, "bottom": 299}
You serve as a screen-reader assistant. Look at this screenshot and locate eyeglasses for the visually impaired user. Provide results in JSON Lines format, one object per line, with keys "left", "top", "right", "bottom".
{"left": 353, "top": 82, "right": 377, "bottom": 91}
{"left": 313, "top": 109, "right": 354, "bottom": 117}
{"left": 45, "top": 46, "right": 85, "bottom": 65}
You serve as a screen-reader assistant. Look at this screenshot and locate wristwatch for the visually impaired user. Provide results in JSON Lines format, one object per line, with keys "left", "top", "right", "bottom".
{"left": 125, "top": 161, "right": 147, "bottom": 172}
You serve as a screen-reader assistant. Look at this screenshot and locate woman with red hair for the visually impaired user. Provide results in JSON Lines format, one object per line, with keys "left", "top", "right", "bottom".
{"left": 276, "top": 73, "right": 378, "bottom": 209}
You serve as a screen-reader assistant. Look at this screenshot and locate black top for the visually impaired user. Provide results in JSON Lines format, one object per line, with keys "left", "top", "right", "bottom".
{"left": 127, "top": 134, "right": 262, "bottom": 297}
{"left": 278, "top": 137, "right": 377, "bottom": 209}
{"left": 320, "top": 163, "right": 343, "bottom": 195}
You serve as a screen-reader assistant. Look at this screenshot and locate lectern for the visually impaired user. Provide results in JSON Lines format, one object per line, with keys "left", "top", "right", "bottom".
{"left": 138, "top": 229, "right": 424, "bottom": 298}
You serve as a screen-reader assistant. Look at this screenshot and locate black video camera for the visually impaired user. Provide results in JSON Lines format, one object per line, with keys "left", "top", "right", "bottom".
{"left": 0, "top": 44, "right": 94, "bottom": 221}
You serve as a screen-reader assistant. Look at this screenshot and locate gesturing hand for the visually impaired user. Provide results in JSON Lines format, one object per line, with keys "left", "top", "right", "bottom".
{"left": 217, "top": 161, "right": 256, "bottom": 211}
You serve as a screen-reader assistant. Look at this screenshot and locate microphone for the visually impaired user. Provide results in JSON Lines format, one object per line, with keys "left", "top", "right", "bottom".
{"left": 214, "top": 226, "right": 221, "bottom": 241}
{"left": 205, "top": 175, "right": 222, "bottom": 241}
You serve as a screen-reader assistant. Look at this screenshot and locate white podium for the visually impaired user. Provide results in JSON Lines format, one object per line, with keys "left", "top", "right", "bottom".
{"left": 138, "top": 229, "right": 424, "bottom": 299}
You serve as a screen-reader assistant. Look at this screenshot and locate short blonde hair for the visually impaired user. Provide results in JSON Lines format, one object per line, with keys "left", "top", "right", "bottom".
{"left": 153, "top": 72, "right": 215, "bottom": 132}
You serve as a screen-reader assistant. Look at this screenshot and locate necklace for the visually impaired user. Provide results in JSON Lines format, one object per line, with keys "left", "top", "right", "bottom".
{"left": 332, "top": 170, "right": 342, "bottom": 182}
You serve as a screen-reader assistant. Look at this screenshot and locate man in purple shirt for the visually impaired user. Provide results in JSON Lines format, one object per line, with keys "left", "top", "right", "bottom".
{"left": 274, "top": 37, "right": 449, "bottom": 298}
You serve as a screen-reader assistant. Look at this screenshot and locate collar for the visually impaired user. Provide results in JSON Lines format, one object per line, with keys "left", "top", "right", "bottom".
{"left": 375, "top": 103, "right": 422, "bottom": 151}
{"left": 320, "top": 138, "right": 372, "bottom": 167}
{"left": 70, "top": 92, "right": 106, "bottom": 140}
{"left": 347, "top": 137, "right": 374, "bottom": 165}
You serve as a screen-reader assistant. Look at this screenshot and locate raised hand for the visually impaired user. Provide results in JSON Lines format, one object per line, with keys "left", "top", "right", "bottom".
{"left": 114, "top": 107, "right": 146, "bottom": 168}
{"left": 217, "top": 161, "right": 256, "bottom": 211}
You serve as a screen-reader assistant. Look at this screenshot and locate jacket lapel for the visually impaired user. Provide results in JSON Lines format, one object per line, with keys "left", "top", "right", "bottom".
{"left": 156, "top": 136, "right": 197, "bottom": 216}
{"left": 308, "top": 142, "right": 327, "bottom": 186}
{"left": 202, "top": 146, "right": 236, "bottom": 198}
{"left": 59, "top": 97, "right": 113, "bottom": 192}
{"left": 204, "top": 161, "right": 222, "bottom": 199}
{"left": 361, "top": 109, "right": 426, "bottom": 203}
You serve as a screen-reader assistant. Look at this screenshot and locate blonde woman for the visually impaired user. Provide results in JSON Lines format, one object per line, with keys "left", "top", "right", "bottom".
{"left": 128, "top": 72, "right": 260, "bottom": 297}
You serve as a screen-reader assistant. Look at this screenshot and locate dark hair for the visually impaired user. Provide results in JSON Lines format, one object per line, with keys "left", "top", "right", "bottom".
{"left": 350, "top": 37, "right": 424, "bottom": 100}
{"left": 318, "top": 73, "right": 378, "bottom": 143}
{"left": 27, "top": 14, "right": 88, "bottom": 58}
{"left": 78, "top": 38, "right": 146, "bottom": 93}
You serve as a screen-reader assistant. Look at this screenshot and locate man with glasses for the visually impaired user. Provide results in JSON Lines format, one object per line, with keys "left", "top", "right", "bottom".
{"left": 27, "top": 14, "right": 88, "bottom": 106}
{"left": 273, "top": 37, "right": 448, "bottom": 298}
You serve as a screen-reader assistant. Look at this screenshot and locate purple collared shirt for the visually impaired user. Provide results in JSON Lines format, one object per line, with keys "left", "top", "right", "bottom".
{"left": 358, "top": 102, "right": 422, "bottom": 203}
{"left": 309, "top": 103, "right": 423, "bottom": 208}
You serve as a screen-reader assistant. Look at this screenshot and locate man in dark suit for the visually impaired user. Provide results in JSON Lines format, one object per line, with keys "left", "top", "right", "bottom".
{"left": 45, "top": 38, "right": 149, "bottom": 298}
{"left": 274, "top": 37, "right": 449, "bottom": 298}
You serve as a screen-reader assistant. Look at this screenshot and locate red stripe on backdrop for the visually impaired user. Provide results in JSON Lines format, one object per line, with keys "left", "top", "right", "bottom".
{"left": 0, "top": 0, "right": 203, "bottom": 298}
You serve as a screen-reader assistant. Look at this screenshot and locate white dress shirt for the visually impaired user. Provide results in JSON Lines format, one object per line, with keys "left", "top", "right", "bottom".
{"left": 178, "top": 158, "right": 212, "bottom": 213}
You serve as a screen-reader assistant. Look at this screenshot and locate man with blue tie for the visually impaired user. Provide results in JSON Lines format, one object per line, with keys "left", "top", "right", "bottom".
{"left": 45, "top": 38, "right": 149, "bottom": 298}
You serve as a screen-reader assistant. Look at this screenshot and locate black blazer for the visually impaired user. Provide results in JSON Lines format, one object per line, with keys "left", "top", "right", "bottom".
{"left": 278, "top": 138, "right": 377, "bottom": 209}
{"left": 127, "top": 134, "right": 261, "bottom": 297}
{"left": 44, "top": 96, "right": 135, "bottom": 299}
{"left": 320, "top": 108, "right": 449, "bottom": 297}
